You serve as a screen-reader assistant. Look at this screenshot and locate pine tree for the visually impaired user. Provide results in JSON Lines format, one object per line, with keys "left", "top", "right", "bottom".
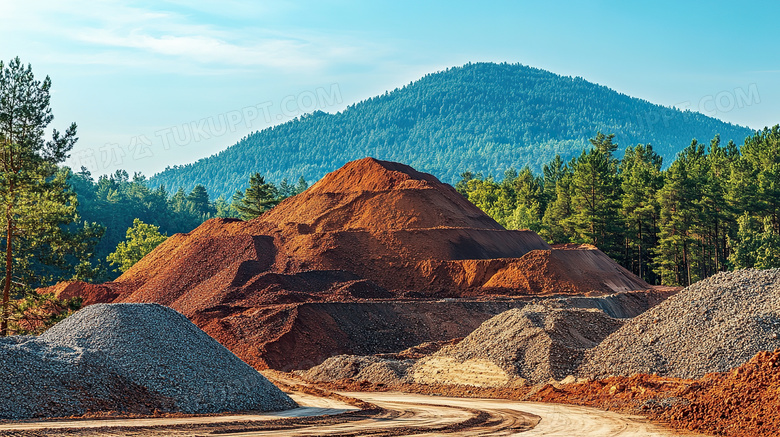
{"left": 568, "top": 133, "right": 622, "bottom": 257}
{"left": 0, "top": 58, "right": 90, "bottom": 334}
{"left": 700, "top": 136, "right": 735, "bottom": 274}
{"left": 169, "top": 188, "right": 188, "bottom": 213}
{"left": 542, "top": 154, "right": 566, "bottom": 206}
{"left": 654, "top": 140, "right": 706, "bottom": 285}
{"left": 507, "top": 167, "right": 543, "bottom": 231}
{"left": 728, "top": 213, "right": 761, "bottom": 269}
{"left": 186, "top": 184, "right": 212, "bottom": 217}
{"left": 214, "top": 195, "right": 238, "bottom": 218}
{"left": 295, "top": 176, "right": 308, "bottom": 194}
{"left": 755, "top": 216, "right": 780, "bottom": 269}
{"left": 232, "top": 173, "right": 279, "bottom": 220}
{"left": 739, "top": 126, "right": 780, "bottom": 229}
{"left": 541, "top": 168, "right": 574, "bottom": 244}
{"left": 620, "top": 144, "right": 662, "bottom": 281}
{"left": 278, "top": 178, "right": 294, "bottom": 198}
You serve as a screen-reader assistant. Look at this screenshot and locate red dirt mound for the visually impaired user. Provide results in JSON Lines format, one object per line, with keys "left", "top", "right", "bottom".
{"left": 660, "top": 349, "right": 780, "bottom": 437}
{"left": 525, "top": 349, "right": 780, "bottom": 437}
{"left": 112, "top": 158, "right": 557, "bottom": 302}
{"left": 260, "top": 158, "right": 501, "bottom": 232}
{"left": 482, "top": 245, "right": 650, "bottom": 295}
{"left": 113, "top": 219, "right": 275, "bottom": 306}
{"left": 62, "top": 158, "right": 652, "bottom": 370}
{"left": 40, "top": 281, "right": 125, "bottom": 305}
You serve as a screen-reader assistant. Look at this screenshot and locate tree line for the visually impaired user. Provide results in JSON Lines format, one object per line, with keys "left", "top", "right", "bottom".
{"left": 457, "top": 128, "right": 780, "bottom": 286}
{"left": 71, "top": 168, "right": 307, "bottom": 278}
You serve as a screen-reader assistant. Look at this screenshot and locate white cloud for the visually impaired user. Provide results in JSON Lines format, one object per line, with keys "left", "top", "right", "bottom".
{"left": 0, "top": 0, "right": 386, "bottom": 73}
{"left": 75, "top": 29, "right": 321, "bottom": 69}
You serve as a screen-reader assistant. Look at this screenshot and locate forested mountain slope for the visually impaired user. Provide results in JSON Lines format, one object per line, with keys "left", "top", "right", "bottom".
{"left": 149, "top": 62, "right": 753, "bottom": 198}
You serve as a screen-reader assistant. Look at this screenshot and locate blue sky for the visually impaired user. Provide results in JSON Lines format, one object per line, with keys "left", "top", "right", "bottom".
{"left": 1, "top": 0, "right": 777, "bottom": 177}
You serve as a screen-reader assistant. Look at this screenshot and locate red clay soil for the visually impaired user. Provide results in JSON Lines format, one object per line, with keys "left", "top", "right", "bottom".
{"left": 658, "top": 349, "right": 780, "bottom": 436}
{"left": 73, "top": 158, "right": 647, "bottom": 302}
{"left": 50, "top": 158, "right": 652, "bottom": 370}
{"left": 522, "top": 349, "right": 780, "bottom": 437}
{"left": 38, "top": 281, "right": 126, "bottom": 306}
{"left": 259, "top": 158, "right": 504, "bottom": 232}
{"left": 482, "top": 245, "right": 650, "bottom": 295}
{"left": 527, "top": 351, "right": 780, "bottom": 436}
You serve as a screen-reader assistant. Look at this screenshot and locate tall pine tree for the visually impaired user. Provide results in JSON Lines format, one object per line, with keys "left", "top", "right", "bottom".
{"left": 0, "top": 58, "right": 98, "bottom": 335}
{"left": 232, "top": 173, "right": 279, "bottom": 220}
{"left": 568, "top": 133, "right": 622, "bottom": 258}
{"left": 620, "top": 144, "right": 662, "bottom": 282}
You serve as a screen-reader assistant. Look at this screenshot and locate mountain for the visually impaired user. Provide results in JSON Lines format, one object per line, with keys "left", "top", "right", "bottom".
{"left": 148, "top": 62, "right": 754, "bottom": 198}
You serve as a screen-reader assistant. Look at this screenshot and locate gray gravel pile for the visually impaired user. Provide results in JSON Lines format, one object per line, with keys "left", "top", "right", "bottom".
{"left": 298, "top": 355, "right": 413, "bottom": 386}
{"left": 0, "top": 303, "right": 296, "bottom": 419}
{"left": 580, "top": 268, "right": 780, "bottom": 379}
{"left": 416, "top": 305, "right": 624, "bottom": 384}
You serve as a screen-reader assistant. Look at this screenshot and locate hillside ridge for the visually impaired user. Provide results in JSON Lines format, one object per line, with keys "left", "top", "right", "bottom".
{"left": 148, "top": 62, "right": 753, "bottom": 198}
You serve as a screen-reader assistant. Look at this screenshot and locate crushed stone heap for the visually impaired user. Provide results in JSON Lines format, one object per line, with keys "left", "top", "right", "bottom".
{"left": 410, "top": 305, "right": 624, "bottom": 386}
{"left": 299, "top": 355, "right": 415, "bottom": 386}
{"left": 0, "top": 303, "right": 296, "bottom": 419}
{"left": 580, "top": 268, "right": 780, "bottom": 379}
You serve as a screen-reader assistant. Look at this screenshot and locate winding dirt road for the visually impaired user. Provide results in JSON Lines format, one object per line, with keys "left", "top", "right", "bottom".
{"left": 0, "top": 391, "right": 704, "bottom": 436}
{"left": 347, "top": 392, "right": 700, "bottom": 436}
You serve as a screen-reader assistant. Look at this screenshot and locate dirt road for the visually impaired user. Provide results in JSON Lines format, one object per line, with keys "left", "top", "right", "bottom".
{"left": 348, "top": 392, "right": 699, "bottom": 436}
{"left": 0, "top": 391, "right": 703, "bottom": 436}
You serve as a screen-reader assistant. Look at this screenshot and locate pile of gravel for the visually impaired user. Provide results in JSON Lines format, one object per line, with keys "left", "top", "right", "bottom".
{"left": 299, "top": 355, "right": 414, "bottom": 386}
{"left": 412, "top": 305, "right": 624, "bottom": 385}
{"left": 0, "top": 303, "right": 296, "bottom": 419}
{"left": 580, "top": 269, "right": 780, "bottom": 379}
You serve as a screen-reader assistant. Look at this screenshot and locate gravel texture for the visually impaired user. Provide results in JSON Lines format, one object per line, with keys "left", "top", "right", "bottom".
{"left": 298, "top": 355, "right": 414, "bottom": 386}
{"left": 0, "top": 303, "right": 296, "bottom": 419}
{"left": 413, "top": 305, "right": 624, "bottom": 384}
{"left": 580, "top": 268, "right": 780, "bottom": 379}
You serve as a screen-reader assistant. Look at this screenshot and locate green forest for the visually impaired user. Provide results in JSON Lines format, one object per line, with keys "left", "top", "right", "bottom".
{"left": 149, "top": 62, "right": 753, "bottom": 199}
{"left": 69, "top": 168, "right": 307, "bottom": 281}
{"left": 457, "top": 128, "right": 780, "bottom": 286}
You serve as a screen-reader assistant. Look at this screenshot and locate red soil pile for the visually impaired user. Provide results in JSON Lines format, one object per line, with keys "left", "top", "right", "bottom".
{"left": 527, "top": 374, "right": 693, "bottom": 414}
{"left": 523, "top": 349, "right": 780, "bottom": 436}
{"left": 482, "top": 244, "right": 650, "bottom": 295}
{"left": 111, "top": 158, "right": 563, "bottom": 303}
{"left": 659, "top": 349, "right": 780, "bottom": 436}
{"left": 113, "top": 218, "right": 273, "bottom": 306}
{"left": 260, "top": 157, "right": 503, "bottom": 232}
{"left": 59, "top": 158, "right": 651, "bottom": 370}
{"left": 40, "top": 281, "right": 125, "bottom": 305}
